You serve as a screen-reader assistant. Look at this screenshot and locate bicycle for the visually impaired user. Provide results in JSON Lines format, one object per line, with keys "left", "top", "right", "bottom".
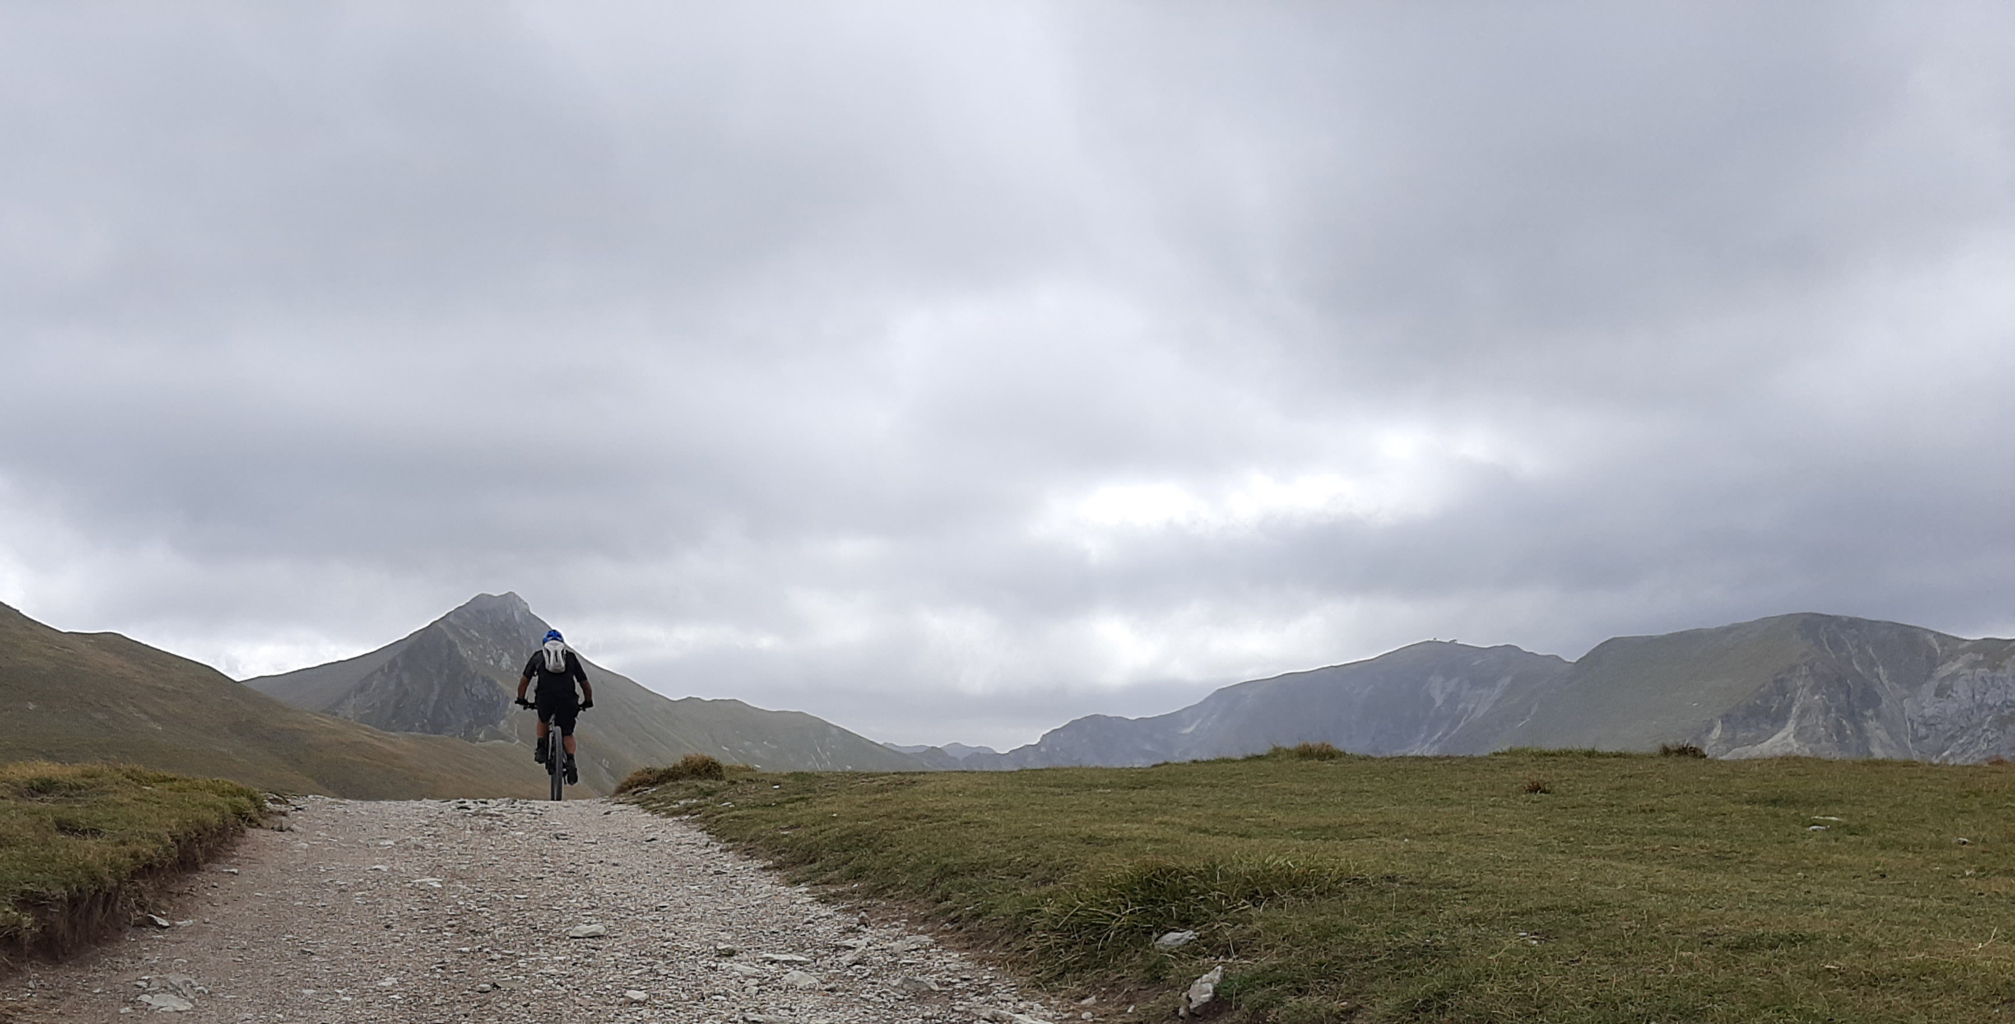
{"left": 517, "top": 698, "right": 590, "bottom": 801}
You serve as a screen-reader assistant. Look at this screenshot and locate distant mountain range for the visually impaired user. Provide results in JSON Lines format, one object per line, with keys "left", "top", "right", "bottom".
{"left": 12, "top": 591, "right": 2015, "bottom": 796}
{"left": 895, "top": 613, "right": 2015, "bottom": 767}
{"left": 244, "top": 593, "right": 929, "bottom": 791}
{"left": 0, "top": 601, "right": 549, "bottom": 799}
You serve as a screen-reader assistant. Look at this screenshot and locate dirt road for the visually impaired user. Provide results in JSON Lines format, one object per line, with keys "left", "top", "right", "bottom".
{"left": 0, "top": 797, "right": 1068, "bottom": 1024}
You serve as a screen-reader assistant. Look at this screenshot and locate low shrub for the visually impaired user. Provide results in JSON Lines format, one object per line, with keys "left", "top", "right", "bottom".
{"left": 1281, "top": 742, "right": 1346, "bottom": 761}
{"left": 1658, "top": 743, "right": 1708, "bottom": 758}
{"left": 614, "top": 753, "right": 728, "bottom": 793}
{"left": 1524, "top": 778, "right": 1552, "bottom": 794}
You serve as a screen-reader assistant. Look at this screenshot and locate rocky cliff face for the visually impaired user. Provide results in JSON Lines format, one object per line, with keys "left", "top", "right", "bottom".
{"left": 919, "top": 613, "right": 2015, "bottom": 768}
{"left": 326, "top": 621, "right": 516, "bottom": 741}
{"left": 1693, "top": 616, "right": 2015, "bottom": 761}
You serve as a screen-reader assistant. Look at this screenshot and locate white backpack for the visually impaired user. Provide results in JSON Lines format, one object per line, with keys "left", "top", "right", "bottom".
{"left": 541, "top": 639, "right": 570, "bottom": 673}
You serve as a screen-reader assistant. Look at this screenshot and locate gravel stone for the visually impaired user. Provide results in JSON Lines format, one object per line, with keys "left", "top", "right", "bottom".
{"left": 0, "top": 796, "right": 1061, "bottom": 1023}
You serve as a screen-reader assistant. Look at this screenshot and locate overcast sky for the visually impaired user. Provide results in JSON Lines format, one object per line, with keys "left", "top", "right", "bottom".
{"left": 5, "top": 3, "right": 2014, "bottom": 749}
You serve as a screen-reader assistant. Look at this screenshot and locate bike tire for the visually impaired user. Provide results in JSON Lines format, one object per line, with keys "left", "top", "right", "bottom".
{"left": 550, "top": 730, "right": 565, "bottom": 802}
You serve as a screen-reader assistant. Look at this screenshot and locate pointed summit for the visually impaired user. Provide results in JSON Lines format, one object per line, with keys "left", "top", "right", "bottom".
{"left": 247, "top": 593, "right": 932, "bottom": 791}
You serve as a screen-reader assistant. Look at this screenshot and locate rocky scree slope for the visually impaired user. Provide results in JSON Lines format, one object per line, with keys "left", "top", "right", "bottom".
{"left": 246, "top": 593, "right": 931, "bottom": 794}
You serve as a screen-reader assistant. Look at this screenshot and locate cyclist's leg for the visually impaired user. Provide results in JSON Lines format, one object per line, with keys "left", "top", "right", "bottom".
{"left": 534, "top": 706, "right": 553, "bottom": 761}
{"left": 556, "top": 702, "right": 579, "bottom": 755}
{"left": 552, "top": 702, "right": 581, "bottom": 784}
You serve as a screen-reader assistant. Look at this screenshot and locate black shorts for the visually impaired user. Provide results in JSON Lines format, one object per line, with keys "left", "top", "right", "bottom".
{"left": 535, "top": 691, "right": 579, "bottom": 736}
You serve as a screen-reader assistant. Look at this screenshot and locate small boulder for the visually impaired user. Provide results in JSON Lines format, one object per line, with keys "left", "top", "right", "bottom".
{"left": 1180, "top": 965, "right": 1224, "bottom": 1019}
{"left": 566, "top": 923, "right": 608, "bottom": 939}
{"left": 781, "top": 970, "right": 821, "bottom": 989}
{"left": 1154, "top": 930, "right": 1198, "bottom": 950}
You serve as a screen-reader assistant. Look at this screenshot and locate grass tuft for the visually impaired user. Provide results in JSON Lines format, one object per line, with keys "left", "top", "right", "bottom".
{"left": 1282, "top": 742, "right": 1347, "bottom": 761}
{"left": 1659, "top": 743, "right": 1709, "bottom": 758}
{"left": 1522, "top": 777, "right": 1551, "bottom": 794}
{"left": 1, "top": 761, "right": 263, "bottom": 965}
{"left": 614, "top": 753, "right": 728, "bottom": 793}
{"left": 1034, "top": 858, "right": 1353, "bottom": 974}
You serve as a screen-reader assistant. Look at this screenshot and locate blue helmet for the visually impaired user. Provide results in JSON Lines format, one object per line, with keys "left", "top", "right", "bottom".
{"left": 543, "top": 629, "right": 564, "bottom": 643}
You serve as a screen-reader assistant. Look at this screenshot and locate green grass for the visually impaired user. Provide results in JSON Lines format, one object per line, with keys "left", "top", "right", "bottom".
{"left": 1, "top": 761, "right": 264, "bottom": 963}
{"left": 629, "top": 751, "right": 2015, "bottom": 1023}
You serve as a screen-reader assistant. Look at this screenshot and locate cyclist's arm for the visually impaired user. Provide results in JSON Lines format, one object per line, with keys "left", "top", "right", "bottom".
{"left": 516, "top": 675, "right": 531, "bottom": 703}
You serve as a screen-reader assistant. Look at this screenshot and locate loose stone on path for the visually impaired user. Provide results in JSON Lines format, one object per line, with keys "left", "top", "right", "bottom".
{"left": 0, "top": 796, "right": 1068, "bottom": 1024}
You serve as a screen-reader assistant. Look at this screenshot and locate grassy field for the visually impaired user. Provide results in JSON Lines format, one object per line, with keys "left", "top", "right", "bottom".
{"left": 1, "top": 761, "right": 264, "bottom": 965}
{"left": 629, "top": 749, "right": 2015, "bottom": 1023}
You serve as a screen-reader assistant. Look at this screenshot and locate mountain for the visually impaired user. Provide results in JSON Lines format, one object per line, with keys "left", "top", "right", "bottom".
{"left": 245, "top": 593, "right": 930, "bottom": 792}
{"left": 0, "top": 601, "right": 548, "bottom": 799}
{"left": 884, "top": 742, "right": 1004, "bottom": 770}
{"left": 915, "top": 613, "right": 2015, "bottom": 767}
{"left": 1489, "top": 613, "right": 2015, "bottom": 760}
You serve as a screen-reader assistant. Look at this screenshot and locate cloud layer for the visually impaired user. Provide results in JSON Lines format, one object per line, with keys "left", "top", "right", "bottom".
{"left": 6, "top": 3, "right": 2014, "bottom": 747}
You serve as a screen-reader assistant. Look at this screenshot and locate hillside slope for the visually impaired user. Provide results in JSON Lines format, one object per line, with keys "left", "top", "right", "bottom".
{"left": 926, "top": 613, "right": 2015, "bottom": 767}
{"left": 0, "top": 603, "right": 546, "bottom": 798}
{"left": 246, "top": 593, "right": 929, "bottom": 792}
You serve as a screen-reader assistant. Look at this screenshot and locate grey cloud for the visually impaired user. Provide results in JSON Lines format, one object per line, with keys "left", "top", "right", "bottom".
{"left": 5, "top": 3, "right": 2014, "bottom": 748}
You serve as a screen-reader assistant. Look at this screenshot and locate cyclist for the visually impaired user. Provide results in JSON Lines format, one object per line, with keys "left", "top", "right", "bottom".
{"left": 515, "top": 628, "right": 594, "bottom": 785}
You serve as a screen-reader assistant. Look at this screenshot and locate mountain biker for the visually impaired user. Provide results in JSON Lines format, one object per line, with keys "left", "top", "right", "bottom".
{"left": 515, "top": 629, "right": 594, "bottom": 785}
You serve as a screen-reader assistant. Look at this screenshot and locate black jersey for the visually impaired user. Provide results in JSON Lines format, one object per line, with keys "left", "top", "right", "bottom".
{"left": 522, "top": 647, "right": 588, "bottom": 702}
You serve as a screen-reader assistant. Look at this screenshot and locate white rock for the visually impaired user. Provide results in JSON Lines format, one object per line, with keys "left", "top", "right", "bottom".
{"left": 759, "top": 952, "right": 812, "bottom": 963}
{"left": 142, "top": 914, "right": 172, "bottom": 929}
{"left": 624, "top": 989, "right": 650, "bottom": 1002}
{"left": 566, "top": 923, "right": 608, "bottom": 938}
{"left": 1154, "top": 930, "right": 1198, "bottom": 950}
{"left": 887, "top": 935, "right": 935, "bottom": 953}
{"left": 725, "top": 963, "right": 765, "bottom": 977}
{"left": 137, "top": 993, "right": 193, "bottom": 1011}
{"left": 1179, "top": 965, "right": 1224, "bottom": 1018}
{"left": 781, "top": 970, "right": 821, "bottom": 989}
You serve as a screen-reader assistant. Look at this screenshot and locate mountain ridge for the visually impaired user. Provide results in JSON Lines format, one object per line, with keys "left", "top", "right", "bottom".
{"left": 910, "top": 612, "right": 2015, "bottom": 768}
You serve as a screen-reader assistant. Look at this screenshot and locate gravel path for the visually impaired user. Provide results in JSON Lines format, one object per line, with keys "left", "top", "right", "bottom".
{"left": 1, "top": 797, "right": 1075, "bottom": 1024}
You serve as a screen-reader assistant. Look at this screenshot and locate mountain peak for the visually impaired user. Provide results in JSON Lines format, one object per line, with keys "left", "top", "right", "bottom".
{"left": 452, "top": 591, "right": 532, "bottom": 616}
{"left": 440, "top": 592, "right": 549, "bottom": 644}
